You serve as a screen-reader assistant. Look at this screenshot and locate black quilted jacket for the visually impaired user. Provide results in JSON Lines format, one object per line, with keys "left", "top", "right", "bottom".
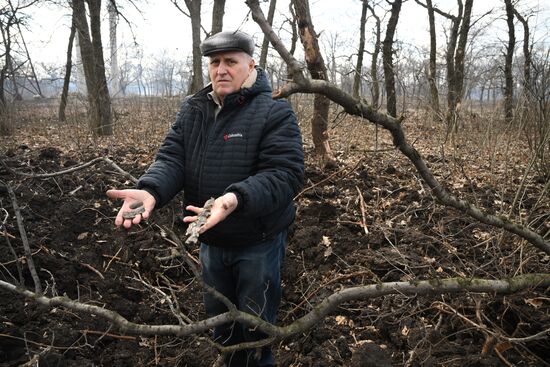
{"left": 137, "top": 68, "right": 304, "bottom": 247}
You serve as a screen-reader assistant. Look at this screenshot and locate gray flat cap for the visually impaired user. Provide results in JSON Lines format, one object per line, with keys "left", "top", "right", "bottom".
{"left": 200, "top": 31, "right": 255, "bottom": 57}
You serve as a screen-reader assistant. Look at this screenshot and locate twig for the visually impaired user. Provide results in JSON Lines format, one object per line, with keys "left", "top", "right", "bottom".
{"left": 294, "top": 158, "right": 363, "bottom": 200}
{"left": 104, "top": 246, "right": 123, "bottom": 272}
{"left": 0, "top": 248, "right": 42, "bottom": 266}
{"left": 1, "top": 157, "right": 137, "bottom": 184}
{"left": 79, "top": 329, "right": 136, "bottom": 341}
{"left": 356, "top": 186, "right": 369, "bottom": 235}
{"left": 283, "top": 270, "right": 378, "bottom": 321}
{"left": 1, "top": 208, "right": 24, "bottom": 285}
{"left": 80, "top": 263, "right": 104, "bottom": 279}
{"left": 4, "top": 182, "right": 42, "bottom": 294}
{"left": 434, "top": 301, "right": 550, "bottom": 344}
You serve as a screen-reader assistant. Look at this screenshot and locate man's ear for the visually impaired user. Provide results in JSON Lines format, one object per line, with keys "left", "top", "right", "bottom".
{"left": 249, "top": 58, "right": 255, "bottom": 70}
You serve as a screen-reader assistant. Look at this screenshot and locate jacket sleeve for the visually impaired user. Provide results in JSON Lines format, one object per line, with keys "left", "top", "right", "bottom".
{"left": 224, "top": 100, "right": 304, "bottom": 217}
{"left": 136, "top": 104, "right": 187, "bottom": 208}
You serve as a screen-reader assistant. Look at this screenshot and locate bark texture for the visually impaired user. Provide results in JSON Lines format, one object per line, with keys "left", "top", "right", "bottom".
{"left": 382, "top": 0, "right": 402, "bottom": 117}
{"left": 185, "top": 0, "right": 204, "bottom": 94}
{"left": 504, "top": 0, "right": 515, "bottom": 122}
{"left": 73, "top": 0, "right": 113, "bottom": 136}
{"left": 352, "top": 0, "right": 368, "bottom": 99}
{"left": 291, "top": 0, "right": 335, "bottom": 164}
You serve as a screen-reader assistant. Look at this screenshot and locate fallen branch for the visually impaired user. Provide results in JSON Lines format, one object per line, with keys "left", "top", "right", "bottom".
{"left": 2, "top": 274, "right": 549, "bottom": 340}
{"left": 1, "top": 157, "right": 137, "bottom": 184}
{"left": 3, "top": 182, "right": 42, "bottom": 294}
{"left": 245, "top": 0, "right": 550, "bottom": 256}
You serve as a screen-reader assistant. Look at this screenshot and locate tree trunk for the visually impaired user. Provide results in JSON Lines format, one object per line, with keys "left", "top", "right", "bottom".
{"left": 59, "top": 14, "right": 76, "bottom": 122}
{"left": 108, "top": 0, "right": 120, "bottom": 97}
{"left": 513, "top": 7, "right": 531, "bottom": 94}
{"left": 452, "top": 0, "right": 473, "bottom": 129}
{"left": 425, "top": 0, "right": 440, "bottom": 118}
{"left": 75, "top": 32, "right": 87, "bottom": 95}
{"left": 185, "top": 0, "right": 203, "bottom": 95}
{"left": 0, "top": 12, "right": 13, "bottom": 114}
{"left": 352, "top": 0, "right": 368, "bottom": 99}
{"left": 73, "top": 0, "right": 113, "bottom": 135}
{"left": 211, "top": 0, "right": 226, "bottom": 35}
{"left": 503, "top": 0, "right": 515, "bottom": 122}
{"left": 367, "top": 3, "right": 381, "bottom": 109}
{"left": 382, "top": 0, "right": 402, "bottom": 117}
{"left": 291, "top": 0, "right": 335, "bottom": 165}
{"left": 259, "top": 0, "right": 277, "bottom": 69}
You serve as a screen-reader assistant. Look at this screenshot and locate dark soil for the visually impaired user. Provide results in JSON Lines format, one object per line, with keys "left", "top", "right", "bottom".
{"left": 1, "top": 110, "right": 549, "bottom": 367}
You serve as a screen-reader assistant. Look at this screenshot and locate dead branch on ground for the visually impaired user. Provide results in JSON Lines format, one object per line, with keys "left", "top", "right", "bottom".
{"left": 2, "top": 181, "right": 42, "bottom": 294}
{"left": 1, "top": 156, "right": 138, "bottom": 184}
{"left": 1, "top": 274, "right": 549, "bottom": 342}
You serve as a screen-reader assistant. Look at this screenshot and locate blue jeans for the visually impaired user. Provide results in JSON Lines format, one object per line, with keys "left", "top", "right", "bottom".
{"left": 200, "top": 231, "right": 286, "bottom": 367}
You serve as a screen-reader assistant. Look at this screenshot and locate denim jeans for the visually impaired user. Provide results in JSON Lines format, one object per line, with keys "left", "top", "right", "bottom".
{"left": 200, "top": 231, "right": 286, "bottom": 367}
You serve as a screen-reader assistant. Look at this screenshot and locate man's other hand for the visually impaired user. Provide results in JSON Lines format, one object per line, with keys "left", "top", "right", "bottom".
{"left": 183, "top": 193, "right": 238, "bottom": 233}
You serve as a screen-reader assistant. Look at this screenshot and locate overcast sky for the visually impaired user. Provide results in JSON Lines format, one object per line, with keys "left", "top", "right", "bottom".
{"left": 21, "top": 0, "right": 550, "bottom": 73}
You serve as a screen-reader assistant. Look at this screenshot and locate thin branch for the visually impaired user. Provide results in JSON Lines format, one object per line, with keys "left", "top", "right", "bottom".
{"left": 1, "top": 157, "right": 137, "bottom": 184}
{"left": 3, "top": 182, "right": 42, "bottom": 294}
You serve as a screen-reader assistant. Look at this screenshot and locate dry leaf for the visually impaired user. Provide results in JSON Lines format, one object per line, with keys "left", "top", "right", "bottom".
{"left": 77, "top": 232, "right": 88, "bottom": 240}
{"left": 335, "top": 315, "right": 348, "bottom": 325}
{"left": 525, "top": 298, "right": 543, "bottom": 308}
{"left": 494, "top": 341, "right": 512, "bottom": 353}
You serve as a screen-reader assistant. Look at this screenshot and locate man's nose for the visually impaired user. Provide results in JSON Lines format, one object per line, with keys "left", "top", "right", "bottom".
{"left": 217, "top": 63, "right": 227, "bottom": 75}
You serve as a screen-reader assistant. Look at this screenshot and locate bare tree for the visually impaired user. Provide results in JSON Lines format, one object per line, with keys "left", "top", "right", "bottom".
{"left": 59, "top": 8, "right": 76, "bottom": 122}
{"left": 382, "top": 0, "right": 402, "bottom": 117}
{"left": 211, "top": 0, "right": 226, "bottom": 35}
{"left": 73, "top": 0, "right": 113, "bottom": 135}
{"left": 108, "top": 0, "right": 120, "bottom": 97}
{"left": 416, "top": 0, "right": 474, "bottom": 131}
{"left": 367, "top": 2, "right": 381, "bottom": 108}
{"left": 416, "top": 0, "right": 441, "bottom": 118}
{"left": 172, "top": 0, "right": 203, "bottom": 94}
{"left": 503, "top": 0, "right": 515, "bottom": 122}
{"left": 1, "top": 0, "right": 40, "bottom": 115}
{"left": 512, "top": 6, "right": 531, "bottom": 94}
{"left": 352, "top": 0, "right": 368, "bottom": 99}
{"left": 0, "top": 3, "right": 16, "bottom": 111}
{"left": 259, "top": 0, "right": 277, "bottom": 69}
{"left": 291, "top": 0, "right": 336, "bottom": 165}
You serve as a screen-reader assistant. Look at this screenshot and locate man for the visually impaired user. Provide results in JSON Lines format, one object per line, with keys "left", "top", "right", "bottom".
{"left": 107, "top": 30, "right": 304, "bottom": 367}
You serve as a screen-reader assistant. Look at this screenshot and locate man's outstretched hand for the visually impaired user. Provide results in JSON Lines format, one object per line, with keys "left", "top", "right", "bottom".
{"left": 106, "top": 189, "right": 156, "bottom": 229}
{"left": 183, "top": 193, "right": 238, "bottom": 234}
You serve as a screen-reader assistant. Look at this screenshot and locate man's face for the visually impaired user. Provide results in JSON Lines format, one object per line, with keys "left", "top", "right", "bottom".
{"left": 208, "top": 51, "right": 255, "bottom": 100}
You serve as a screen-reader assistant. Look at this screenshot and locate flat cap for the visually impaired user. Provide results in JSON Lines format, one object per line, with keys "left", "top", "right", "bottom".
{"left": 200, "top": 31, "right": 255, "bottom": 57}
